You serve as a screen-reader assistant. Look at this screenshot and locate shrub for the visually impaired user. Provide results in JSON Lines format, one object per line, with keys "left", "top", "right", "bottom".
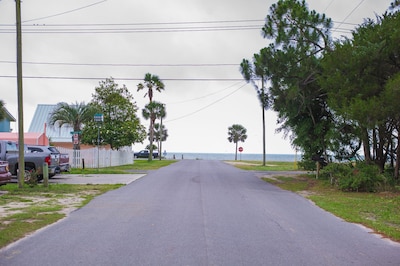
{"left": 320, "top": 162, "right": 353, "bottom": 186}
{"left": 321, "top": 162, "right": 386, "bottom": 192}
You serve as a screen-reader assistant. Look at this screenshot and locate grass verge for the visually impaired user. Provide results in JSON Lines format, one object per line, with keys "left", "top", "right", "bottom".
{"left": 262, "top": 174, "right": 400, "bottom": 242}
{"left": 0, "top": 183, "right": 123, "bottom": 249}
{"left": 227, "top": 160, "right": 300, "bottom": 171}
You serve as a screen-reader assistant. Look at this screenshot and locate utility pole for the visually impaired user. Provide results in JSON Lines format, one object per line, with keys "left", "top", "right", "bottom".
{"left": 16, "top": 0, "right": 25, "bottom": 188}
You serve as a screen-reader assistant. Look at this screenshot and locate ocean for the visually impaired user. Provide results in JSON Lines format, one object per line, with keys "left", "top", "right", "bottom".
{"left": 164, "top": 152, "right": 299, "bottom": 162}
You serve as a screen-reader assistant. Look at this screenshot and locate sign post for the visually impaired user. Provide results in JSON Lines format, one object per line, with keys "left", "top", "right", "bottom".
{"left": 238, "top": 147, "right": 243, "bottom": 161}
{"left": 94, "top": 113, "right": 104, "bottom": 169}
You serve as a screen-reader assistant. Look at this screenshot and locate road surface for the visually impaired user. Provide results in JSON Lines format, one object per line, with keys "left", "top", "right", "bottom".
{"left": 1, "top": 160, "right": 399, "bottom": 265}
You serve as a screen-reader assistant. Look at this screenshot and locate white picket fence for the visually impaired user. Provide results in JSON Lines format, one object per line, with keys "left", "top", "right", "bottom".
{"left": 56, "top": 146, "right": 133, "bottom": 169}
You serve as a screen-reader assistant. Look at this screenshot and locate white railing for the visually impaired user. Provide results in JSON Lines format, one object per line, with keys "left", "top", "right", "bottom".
{"left": 56, "top": 146, "right": 133, "bottom": 169}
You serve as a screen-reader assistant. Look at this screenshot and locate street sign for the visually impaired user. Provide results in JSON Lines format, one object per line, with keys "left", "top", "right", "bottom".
{"left": 238, "top": 147, "right": 243, "bottom": 152}
{"left": 73, "top": 133, "right": 79, "bottom": 145}
{"left": 94, "top": 113, "right": 104, "bottom": 123}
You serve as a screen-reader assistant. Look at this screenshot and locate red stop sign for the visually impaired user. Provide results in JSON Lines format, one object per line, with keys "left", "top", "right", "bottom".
{"left": 238, "top": 147, "right": 243, "bottom": 152}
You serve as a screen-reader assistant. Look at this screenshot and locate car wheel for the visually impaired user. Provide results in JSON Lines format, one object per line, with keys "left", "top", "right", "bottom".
{"left": 23, "top": 168, "right": 35, "bottom": 182}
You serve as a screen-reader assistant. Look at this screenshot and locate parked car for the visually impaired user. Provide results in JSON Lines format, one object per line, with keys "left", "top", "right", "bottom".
{"left": 27, "top": 145, "right": 70, "bottom": 173}
{"left": 134, "top": 149, "right": 159, "bottom": 159}
{"left": 0, "top": 140, "right": 55, "bottom": 181}
{"left": 58, "top": 153, "right": 70, "bottom": 172}
{"left": 0, "top": 160, "right": 11, "bottom": 186}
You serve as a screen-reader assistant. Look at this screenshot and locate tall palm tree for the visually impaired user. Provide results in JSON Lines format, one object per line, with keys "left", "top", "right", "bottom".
{"left": 137, "top": 73, "right": 165, "bottom": 160}
{"left": 142, "top": 101, "right": 165, "bottom": 161}
{"left": 227, "top": 124, "right": 248, "bottom": 161}
{"left": 49, "top": 102, "right": 95, "bottom": 150}
{"left": 240, "top": 49, "right": 270, "bottom": 166}
{"left": 137, "top": 73, "right": 165, "bottom": 103}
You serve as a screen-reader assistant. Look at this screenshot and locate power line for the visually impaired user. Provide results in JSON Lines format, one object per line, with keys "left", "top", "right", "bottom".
{"left": 165, "top": 82, "right": 247, "bottom": 122}
{"left": 22, "top": 19, "right": 265, "bottom": 27}
{"left": 0, "top": 25, "right": 262, "bottom": 34}
{"left": 0, "top": 75, "right": 245, "bottom": 81}
{"left": 0, "top": 60, "right": 238, "bottom": 67}
{"left": 334, "top": 0, "right": 367, "bottom": 31}
{"left": 167, "top": 81, "right": 245, "bottom": 104}
{"left": 0, "top": 19, "right": 358, "bottom": 35}
{"left": 22, "top": 0, "right": 108, "bottom": 23}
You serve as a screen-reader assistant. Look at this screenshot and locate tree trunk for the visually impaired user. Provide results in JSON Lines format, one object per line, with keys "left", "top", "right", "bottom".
{"left": 262, "top": 79, "right": 266, "bottom": 167}
{"left": 316, "top": 161, "right": 320, "bottom": 179}
{"left": 362, "top": 128, "right": 372, "bottom": 163}
{"left": 395, "top": 128, "right": 400, "bottom": 180}
{"left": 235, "top": 142, "right": 238, "bottom": 161}
{"left": 148, "top": 119, "right": 155, "bottom": 161}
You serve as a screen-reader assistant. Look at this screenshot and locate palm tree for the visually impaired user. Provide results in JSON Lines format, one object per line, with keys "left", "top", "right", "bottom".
{"left": 227, "top": 124, "right": 248, "bottom": 160}
{"left": 142, "top": 101, "right": 165, "bottom": 161}
{"left": 240, "top": 49, "right": 270, "bottom": 166}
{"left": 137, "top": 73, "right": 165, "bottom": 103}
{"left": 49, "top": 102, "right": 95, "bottom": 150}
{"left": 153, "top": 122, "right": 168, "bottom": 159}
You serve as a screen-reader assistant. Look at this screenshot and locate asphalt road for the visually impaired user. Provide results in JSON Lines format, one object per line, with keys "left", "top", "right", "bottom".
{"left": 1, "top": 160, "right": 400, "bottom": 265}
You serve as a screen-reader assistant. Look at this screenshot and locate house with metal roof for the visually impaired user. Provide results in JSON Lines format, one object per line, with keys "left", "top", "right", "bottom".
{"left": 28, "top": 104, "right": 96, "bottom": 149}
{"left": 0, "top": 107, "right": 16, "bottom": 132}
{"left": 28, "top": 104, "right": 73, "bottom": 147}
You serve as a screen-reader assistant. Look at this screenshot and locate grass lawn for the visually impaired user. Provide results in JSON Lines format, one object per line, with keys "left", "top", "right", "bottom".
{"left": 259, "top": 173, "right": 400, "bottom": 242}
{"left": 226, "top": 160, "right": 300, "bottom": 171}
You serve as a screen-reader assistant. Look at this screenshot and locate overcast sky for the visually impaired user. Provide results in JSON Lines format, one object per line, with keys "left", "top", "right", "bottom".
{"left": 0, "top": 0, "right": 391, "bottom": 154}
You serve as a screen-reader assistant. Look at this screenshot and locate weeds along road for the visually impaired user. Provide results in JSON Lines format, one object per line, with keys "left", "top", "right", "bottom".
{"left": 1, "top": 160, "right": 400, "bottom": 265}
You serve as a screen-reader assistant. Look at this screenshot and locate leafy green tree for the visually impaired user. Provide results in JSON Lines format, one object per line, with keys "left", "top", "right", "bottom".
{"left": 261, "top": 0, "right": 334, "bottom": 171}
{"left": 0, "top": 100, "right": 6, "bottom": 121}
{"left": 383, "top": 74, "right": 400, "bottom": 178}
{"left": 321, "top": 11, "right": 400, "bottom": 174}
{"left": 240, "top": 49, "right": 271, "bottom": 166}
{"left": 81, "top": 78, "right": 146, "bottom": 150}
{"left": 137, "top": 73, "right": 165, "bottom": 102}
{"left": 142, "top": 101, "right": 165, "bottom": 160}
{"left": 49, "top": 101, "right": 95, "bottom": 150}
{"left": 227, "top": 124, "right": 248, "bottom": 160}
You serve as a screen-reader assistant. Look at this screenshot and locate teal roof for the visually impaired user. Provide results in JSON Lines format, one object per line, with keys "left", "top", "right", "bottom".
{"left": 3, "top": 107, "right": 16, "bottom": 122}
{"left": 28, "top": 104, "right": 73, "bottom": 143}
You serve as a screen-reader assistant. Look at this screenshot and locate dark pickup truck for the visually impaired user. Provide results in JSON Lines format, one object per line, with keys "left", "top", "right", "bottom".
{"left": 0, "top": 140, "right": 58, "bottom": 181}
{"left": 134, "top": 150, "right": 159, "bottom": 159}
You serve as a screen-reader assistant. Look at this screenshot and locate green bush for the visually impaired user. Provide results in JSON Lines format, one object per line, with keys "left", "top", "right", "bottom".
{"left": 321, "top": 162, "right": 386, "bottom": 192}
{"left": 320, "top": 162, "right": 353, "bottom": 184}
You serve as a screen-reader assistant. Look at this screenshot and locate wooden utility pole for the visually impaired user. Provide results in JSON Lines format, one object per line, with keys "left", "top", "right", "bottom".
{"left": 16, "top": 0, "right": 25, "bottom": 188}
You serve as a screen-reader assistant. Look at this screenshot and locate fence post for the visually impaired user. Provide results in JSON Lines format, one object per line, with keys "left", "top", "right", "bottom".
{"left": 43, "top": 163, "right": 49, "bottom": 187}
